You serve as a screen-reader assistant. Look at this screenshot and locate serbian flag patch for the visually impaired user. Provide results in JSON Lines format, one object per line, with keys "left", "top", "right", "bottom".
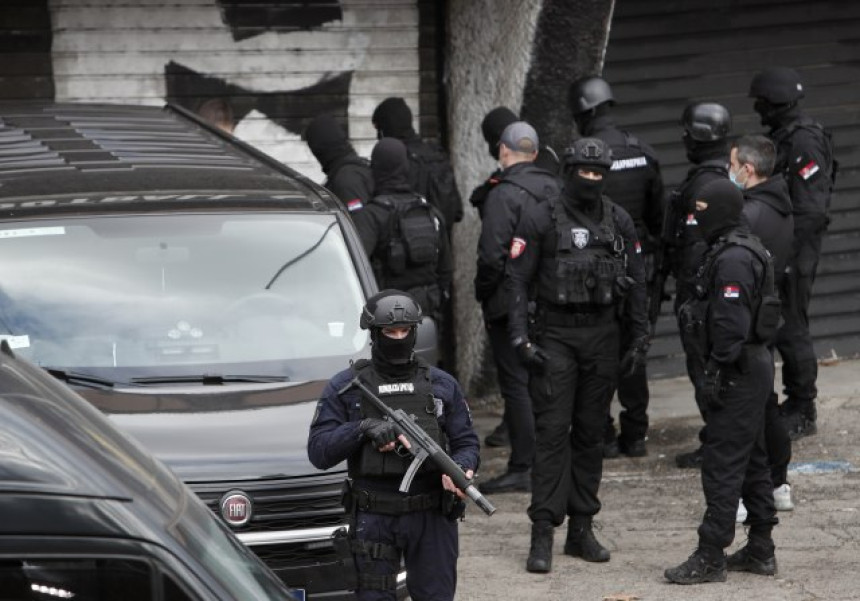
{"left": 634, "top": 241, "right": 642, "bottom": 254}
{"left": 510, "top": 237, "right": 527, "bottom": 259}
{"left": 686, "top": 213, "right": 698, "bottom": 225}
{"left": 798, "top": 160, "right": 820, "bottom": 180}
{"left": 722, "top": 284, "right": 740, "bottom": 299}
{"left": 347, "top": 199, "right": 363, "bottom": 212}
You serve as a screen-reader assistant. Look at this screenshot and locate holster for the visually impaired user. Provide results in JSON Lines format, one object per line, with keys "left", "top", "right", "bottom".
{"left": 441, "top": 490, "right": 466, "bottom": 522}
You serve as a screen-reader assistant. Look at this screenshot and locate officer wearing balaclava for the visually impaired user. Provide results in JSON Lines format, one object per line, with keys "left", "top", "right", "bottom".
{"left": 308, "top": 289, "right": 480, "bottom": 601}
{"left": 351, "top": 137, "right": 452, "bottom": 324}
{"left": 304, "top": 114, "right": 373, "bottom": 212}
{"left": 504, "top": 137, "right": 648, "bottom": 575}
{"left": 668, "top": 102, "right": 733, "bottom": 471}
{"left": 748, "top": 66, "right": 836, "bottom": 441}
{"left": 666, "top": 178, "right": 779, "bottom": 585}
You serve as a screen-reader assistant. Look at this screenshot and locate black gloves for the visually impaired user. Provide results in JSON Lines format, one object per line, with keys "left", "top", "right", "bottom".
{"left": 620, "top": 335, "right": 650, "bottom": 377}
{"left": 359, "top": 418, "right": 398, "bottom": 448}
{"left": 702, "top": 359, "right": 724, "bottom": 410}
{"left": 516, "top": 341, "right": 548, "bottom": 370}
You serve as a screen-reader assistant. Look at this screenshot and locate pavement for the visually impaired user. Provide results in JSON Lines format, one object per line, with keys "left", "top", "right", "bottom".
{"left": 457, "top": 356, "right": 860, "bottom": 601}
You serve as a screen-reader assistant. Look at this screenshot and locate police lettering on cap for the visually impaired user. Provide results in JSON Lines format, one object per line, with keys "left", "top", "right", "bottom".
{"left": 562, "top": 137, "right": 613, "bottom": 170}
{"left": 681, "top": 102, "right": 731, "bottom": 142}
{"left": 499, "top": 121, "right": 539, "bottom": 154}
{"left": 360, "top": 289, "right": 423, "bottom": 330}
{"left": 749, "top": 67, "right": 805, "bottom": 105}
{"left": 568, "top": 76, "right": 615, "bottom": 115}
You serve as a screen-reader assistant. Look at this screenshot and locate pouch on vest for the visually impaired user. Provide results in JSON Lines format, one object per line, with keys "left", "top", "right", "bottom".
{"left": 376, "top": 195, "right": 440, "bottom": 275}
{"left": 556, "top": 257, "right": 592, "bottom": 305}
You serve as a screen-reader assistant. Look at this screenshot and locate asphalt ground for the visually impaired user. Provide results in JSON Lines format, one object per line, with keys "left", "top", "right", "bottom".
{"left": 456, "top": 356, "right": 860, "bottom": 601}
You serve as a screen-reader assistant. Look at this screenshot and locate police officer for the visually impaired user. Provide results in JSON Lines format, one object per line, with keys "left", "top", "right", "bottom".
{"left": 731, "top": 134, "right": 795, "bottom": 515}
{"left": 352, "top": 138, "right": 453, "bottom": 322}
{"left": 304, "top": 114, "right": 373, "bottom": 212}
{"left": 506, "top": 137, "right": 649, "bottom": 573}
{"left": 569, "top": 75, "right": 664, "bottom": 458}
{"left": 749, "top": 67, "right": 837, "bottom": 440}
{"left": 475, "top": 121, "right": 560, "bottom": 494}
{"left": 307, "top": 290, "right": 480, "bottom": 601}
{"left": 371, "top": 97, "right": 463, "bottom": 233}
{"left": 667, "top": 102, "right": 732, "bottom": 469}
{"left": 665, "top": 179, "right": 779, "bottom": 585}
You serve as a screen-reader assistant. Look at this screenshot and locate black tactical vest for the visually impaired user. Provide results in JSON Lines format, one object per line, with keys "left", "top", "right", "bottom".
{"left": 372, "top": 193, "right": 441, "bottom": 278}
{"left": 605, "top": 132, "right": 651, "bottom": 235}
{"left": 538, "top": 197, "right": 627, "bottom": 308}
{"left": 350, "top": 359, "right": 446, "bottom": 479}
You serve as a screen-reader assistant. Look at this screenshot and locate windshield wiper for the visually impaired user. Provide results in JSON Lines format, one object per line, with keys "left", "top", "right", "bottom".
{"left": 46, "top": 368, "right": 125, "bottom": 390}
{"left": 129, "top": 374, "right": 290, "bottom": 386}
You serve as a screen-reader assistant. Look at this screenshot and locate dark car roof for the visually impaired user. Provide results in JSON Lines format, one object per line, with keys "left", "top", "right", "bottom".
{"left": 0, "top": 340, "right": 189, "bottom": 527}
{"left": 0, "top": 101, "right": 339, "bottom": 212}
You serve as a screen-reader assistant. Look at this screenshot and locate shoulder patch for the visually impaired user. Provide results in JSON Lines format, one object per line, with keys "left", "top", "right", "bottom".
{"left": 722, "top": 284, "right": 740, "bottom": 299}
{"left": 510, "top": 236, "right": 527, "bottom": 259}
{"left": 797, "top": 159, "right": 820, "bottom": 180}
{"left": 686, "top": 213, "right": 698, "bottom": 226}
{"left": 347, "top": 199, "right": 363, "bottom": 211}
{"left": 634, "top": 240, "right": 642, "bottom": 254}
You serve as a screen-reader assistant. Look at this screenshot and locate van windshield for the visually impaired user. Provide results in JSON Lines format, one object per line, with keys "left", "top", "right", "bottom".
{"left": 0, "top": 212, "right": 368, "bottom": 381}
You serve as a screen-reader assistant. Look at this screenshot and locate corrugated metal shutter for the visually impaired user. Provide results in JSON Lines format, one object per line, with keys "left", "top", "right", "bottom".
{"left": 2, "top": 1, "right": 437, "bottom": 185}
{"left": 602, "top": 0, "right": 860, "bottom": 378}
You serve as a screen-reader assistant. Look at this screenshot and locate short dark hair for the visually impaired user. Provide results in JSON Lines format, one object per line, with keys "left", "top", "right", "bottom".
{"left": 197, "top": 98, "right": 235, "bottom": 131}
{"left": 732, "top": 134, "right": 776, "bottom": 177}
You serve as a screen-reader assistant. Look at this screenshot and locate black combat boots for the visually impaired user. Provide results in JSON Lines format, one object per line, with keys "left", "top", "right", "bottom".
{"left": 563, "top": 515, "right": 610, "bottom": 562}
{"left": 665, "top": 544, "right": 727, "bottom": 584}
{"left": 727, "top": 532, "right": 777, "bottom": 576}
{"left": 526, "top": 521, "right": 554, "bottom": 573}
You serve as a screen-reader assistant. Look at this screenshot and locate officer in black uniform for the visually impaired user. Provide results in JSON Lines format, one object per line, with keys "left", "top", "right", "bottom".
{"left": 569, "top": 76, "right": 664, "bottom": 458}
{"left": 731, "top": 134, "right": 795, "bottom": 514}
{"left": 666, "top": 102, "right": 732, "bottom": 469}
{"left": 304, "top": 114, "right": 373, "bottom": 212}
{"left": 308, "top": 290, "right": 480, "bottom": 601}
{"left": 352, "top": 138, "right": 453, "bottom": 322}
{"left": 665, "top": 178, "right": 779, "bottom": 585}
{"left": 470, "top": 106, "right": 520, "bottom": 448}
{"left": 475, "top": 121, "right": 560, "bottom": 494}
{"left": 506, "top": 137, "right": 649, "bottom": 573}
{"left": 749, "top": 67, "right": 837, "bottom": 440}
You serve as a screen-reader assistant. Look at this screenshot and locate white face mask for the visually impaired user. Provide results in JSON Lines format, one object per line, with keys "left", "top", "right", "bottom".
{"left": 729, "top": 164, "right": 749, "bottom": 190}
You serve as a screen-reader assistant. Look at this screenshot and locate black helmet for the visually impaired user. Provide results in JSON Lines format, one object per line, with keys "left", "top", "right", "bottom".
{"left": 568, "top": 76, "right": 614, "bottom": 114}
{"left": 749, "top": 67, "right": 804, "bottom": 104}
{"left": 360, "top": 290, "right": 423, "bottom": 330}
{"left": 681, "top": 102, "right": 731, "bottom": 142}
{"left": 562, "top": 137, "right": 613, "bottom": 171}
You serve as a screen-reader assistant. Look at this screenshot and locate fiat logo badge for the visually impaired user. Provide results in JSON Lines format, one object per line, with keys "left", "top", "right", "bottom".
{"left": 220, "top": 491, "right": 253, "bottom": 527}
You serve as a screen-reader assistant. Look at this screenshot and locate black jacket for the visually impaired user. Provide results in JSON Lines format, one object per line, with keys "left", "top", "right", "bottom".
{"left": 742, "top": 174, "right": 794, "bottom": 288}
{"left": 474, "top": 162, "right": 560, "bottom": 321}
{"left": 324, "top": 154, "right": 373, "bottom": 210}
{"left": 404, "top": 136, "right": 464, "bottom": 229}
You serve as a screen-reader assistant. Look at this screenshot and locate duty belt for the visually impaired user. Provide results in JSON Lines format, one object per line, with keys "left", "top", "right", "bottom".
{"left": 542, "top": 306, "right": 617, "bottom": 327}
{"left": 351, "top": 488, "right": 442, "bottom": 515}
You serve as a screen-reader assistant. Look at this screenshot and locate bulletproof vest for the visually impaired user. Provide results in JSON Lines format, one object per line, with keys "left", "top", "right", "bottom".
{"left": 774, "top": 117, "right": 838, "bottom": 207}
{"left": 604, "top": 132, "right": 653, "bottom": 235}
{"left": 350, "top": 359, "right": 445, "bottom": 479}
{"left": 372, "top": 193, "right": 441, "bottom": 277}
{"left": 679, "top": 232, "right": 781, "bottom": 354}
{"left": 539, "top": 197, "right": 627, "bottom": 308}
{"left": 406, "top": 141, "right": 461, "bottom": 227}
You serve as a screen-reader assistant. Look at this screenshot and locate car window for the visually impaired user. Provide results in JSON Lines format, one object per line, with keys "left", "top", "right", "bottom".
{"left": 0, "top": 212, "right": 368, "bottom": 381}
{"left": 0, "top": 558, "right": 152, "bottom": 600}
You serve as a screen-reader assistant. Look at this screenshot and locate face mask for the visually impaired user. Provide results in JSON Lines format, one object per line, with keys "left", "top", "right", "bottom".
{"left": 372, "top": 328, "right": 416, "bottom": 366}
{"left": 729, "top": 166, "right": 747, "bottom": 190}
{"left": 566, "top": 170, "right": 606, "bottom": 208}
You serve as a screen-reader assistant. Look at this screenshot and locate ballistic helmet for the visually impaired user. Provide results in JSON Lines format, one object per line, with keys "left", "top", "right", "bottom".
{"left": 360, "top": 290, "right": 423, "bottom": 330}
{"left": 681, "top": 102, "right": 731, "bottom": 142}
{"left": 562, "top": 137, "right": 613, "bottom": 171}
{"left": 568, "top": 76, "right": 615, "bottom": 114}
{"left": 749, "top": 67, "right": 804, "bottom": 104}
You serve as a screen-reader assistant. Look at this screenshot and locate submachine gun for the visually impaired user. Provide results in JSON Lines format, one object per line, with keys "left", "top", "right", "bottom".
{"left": 339, "top": 376, "right": 497, "bottom": 516}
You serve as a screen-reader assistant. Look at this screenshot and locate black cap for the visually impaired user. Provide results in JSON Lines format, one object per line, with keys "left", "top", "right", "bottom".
{"left": 481, "top": 107, "right": 518, "bottom": 146}
{"left": 749, "top": 67, "right": 804, "bottom": 104}
{"left": 372, "top": 97, "right": 414, "bottom": 138}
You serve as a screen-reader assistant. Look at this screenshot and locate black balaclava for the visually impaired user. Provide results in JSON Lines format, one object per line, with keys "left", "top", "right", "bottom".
{"left": 753, "top": 99, "right": 801, "bottom": 132}
{"left": 694, "top": 178, "right": 744, "bottom": 243}
{"left": 371, "top": 137, "right": 412, "bottom": 194}
{"left": 564, "top": 165, "right": 609, "bottom": 214}
{"left": 304, "top": 115, "right": 353, "bottom": 174}
{"left": 371, "top": 327, "right": 417, "bottom": 375}
{"left": 372, "top": 97, "right": 415, "bottom": 140}
{"left": 573, "top": 102, "right": 612, "bottom": 137}
{"left": 683, "top": 135, "right": 730, "bottom": 165}
{"left": 481, "top": 107, "right": 518, "bottom": 160}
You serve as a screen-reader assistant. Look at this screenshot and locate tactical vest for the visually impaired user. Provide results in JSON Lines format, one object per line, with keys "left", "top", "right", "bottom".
{"left": 605, "top": 132, "right": 652, "bottom": 236}
{"left": 349, "top": 359, "right": 446, "bottom": 479}
{"left": 678, "top": 232, "right": 781, "bottom": 359}
{"left": 774, "top": 118, "right": 838, "bottom": 209}
{"left": 539, "top": 197, "right": 627, "bottom": 308}
{"left": 372, "top": 193, "right": 441, "bottom": 277}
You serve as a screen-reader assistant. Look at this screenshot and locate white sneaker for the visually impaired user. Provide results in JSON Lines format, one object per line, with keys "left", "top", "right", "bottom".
{"left": 736, "top": 499, "right": 748, "bottom": 523}
{"left": 774, "top": 483, "right": 795, "bottom": 511}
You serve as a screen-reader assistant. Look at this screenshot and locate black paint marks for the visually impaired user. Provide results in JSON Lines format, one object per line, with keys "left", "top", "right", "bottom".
{"left": 217, "top": 0, "right": 343, "bottom": 41}
{"left": 0, "top": 0, "right": 54, "bottom": 100}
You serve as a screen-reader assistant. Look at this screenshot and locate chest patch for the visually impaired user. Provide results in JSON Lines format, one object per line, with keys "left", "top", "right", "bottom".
{"left": 378, "top": 382, "right": 415, "bottom": 394}
{"left": 722, "top": 284, "right": 740, "bottom": 299}
{"left": 572, "top": 227, "right": 589, "bottom": 249}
